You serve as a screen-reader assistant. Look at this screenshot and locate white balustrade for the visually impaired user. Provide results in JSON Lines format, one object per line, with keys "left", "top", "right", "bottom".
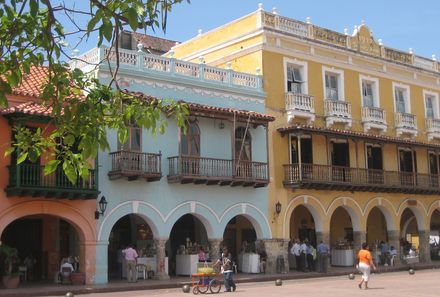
{"left": 232, "top": 72, "right": 258, "bottom": 88}
{"left": 414, "top": 56, "right": 434, "bottom": 71}
{"left": 285, "top": 93, "right": 314, "bottom": 112}
{"left": 325, "top": 100, "right": 351, "bottom": 118}
{"left": 143, "top": 55, "right": 170, "bottom": 72}
{"left": 73, "top": 47, "right": 262, "bottom": 91}
{"left": 362, "top": 106, "right": 386, "bottom": 124}
{"left": 395, "top": 112, "right": 417, "bottom": 129}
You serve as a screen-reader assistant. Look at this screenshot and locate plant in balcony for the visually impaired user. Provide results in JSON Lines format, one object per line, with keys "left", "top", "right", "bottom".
{"left": 0, "top": 242, "right": 20, "bottom": 288}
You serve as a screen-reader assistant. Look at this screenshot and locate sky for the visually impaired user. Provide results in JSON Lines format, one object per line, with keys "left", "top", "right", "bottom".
{"left": 69, "top": 0, "right": 440, "bottom": 60}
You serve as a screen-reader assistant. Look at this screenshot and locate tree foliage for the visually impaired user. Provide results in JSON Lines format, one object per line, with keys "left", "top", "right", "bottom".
{"left": 0, "top": 0, "right": 189, "bottom": 183}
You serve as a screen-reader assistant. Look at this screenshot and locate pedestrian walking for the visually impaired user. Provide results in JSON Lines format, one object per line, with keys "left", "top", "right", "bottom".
{"left": 215, "top": 247, "right": 236, "bottom": 292}
{"left": 317, "top": 241, "right": 329, "bottom": 273}
{"left": 122, "top": 244, "right": 138, "bottom": 283}
{"left": 357, "top": 242, "right": 376, "bottom": 290}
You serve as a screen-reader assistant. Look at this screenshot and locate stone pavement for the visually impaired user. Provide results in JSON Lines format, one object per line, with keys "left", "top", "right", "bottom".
{"left": 0, "top": 262, "right": 439, "bottom": 297}
{"left": 79, "top": 269, "right": 440, "bottom": 297}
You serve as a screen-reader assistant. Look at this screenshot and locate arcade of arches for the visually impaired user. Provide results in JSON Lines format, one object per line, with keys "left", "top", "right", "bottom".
{"left": 106, "top": 213, "right": 261, "bottom": 280}
{"left": 286, "top": 199, "right": 440, "bottom": 267}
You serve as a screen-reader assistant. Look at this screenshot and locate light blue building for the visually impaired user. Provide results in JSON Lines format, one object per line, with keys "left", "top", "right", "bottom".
{"left": 75, "top": 36, "right": 274, "bottom": 284}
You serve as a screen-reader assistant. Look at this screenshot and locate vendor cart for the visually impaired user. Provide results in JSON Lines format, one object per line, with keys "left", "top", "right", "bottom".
{"left": 191, "top": 262, "right": 222, "bottom": 294}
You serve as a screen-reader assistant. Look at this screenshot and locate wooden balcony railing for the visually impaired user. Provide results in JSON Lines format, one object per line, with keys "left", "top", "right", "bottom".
{"left": 168, "top": 156, "right": 268, "bottom": 188}
{"left": 108, "top": 150, "right": 162, "bottom": 181}
{"left": 283, "top": 163, "right": 440, "bottom": 194}
{"left": 5, "top": 164, "right": 98, "bottom": 199}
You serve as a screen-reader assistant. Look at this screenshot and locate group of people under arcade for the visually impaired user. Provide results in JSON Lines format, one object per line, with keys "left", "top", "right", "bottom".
{"left": 290, "top": 239, "right": 330, "bottom": 273}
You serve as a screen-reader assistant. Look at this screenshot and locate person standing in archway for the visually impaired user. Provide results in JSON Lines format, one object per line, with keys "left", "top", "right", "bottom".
{"left": 357, "top": 242, "right": 376, "bottom": 290}
{"left": 122, "top": 244, "right": 138, "bottom": 283}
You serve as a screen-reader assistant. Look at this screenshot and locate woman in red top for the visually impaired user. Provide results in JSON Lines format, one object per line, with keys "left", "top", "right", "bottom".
{"left": 357, "top": 242, "right": 376, "bottom": 289}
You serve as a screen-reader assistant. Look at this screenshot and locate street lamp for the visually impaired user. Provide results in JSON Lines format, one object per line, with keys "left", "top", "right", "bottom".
{"left": 94, "top": 196, "right": 108, "bottom": 219}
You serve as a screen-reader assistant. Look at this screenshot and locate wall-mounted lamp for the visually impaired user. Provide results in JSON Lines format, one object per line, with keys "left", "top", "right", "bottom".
{"left": 218, "top": 121, "right": 225, "bottom": 129}
{"left": 95, "top": 196, "right": 108, "bottom": 219}
{"left": 275, "top": 201, "right": 282, "bottom": 215}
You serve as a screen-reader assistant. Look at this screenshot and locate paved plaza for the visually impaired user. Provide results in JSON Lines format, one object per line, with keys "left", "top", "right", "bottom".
{"left": 72, "top": 269, "right": 440, "bottom": 297}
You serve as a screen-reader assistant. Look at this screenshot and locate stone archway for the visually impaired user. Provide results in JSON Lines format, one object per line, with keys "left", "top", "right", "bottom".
{"left": 0, "top": 200, "right": 96, "bottom": 284}
{"left": 429, "top": 209, "right": 440, "bottom": 260}
{"left": 400, "top": 208, "right": 420, "bottom": 255}
{"left": 169, "top": 214, "right": 209, "bottom": 276}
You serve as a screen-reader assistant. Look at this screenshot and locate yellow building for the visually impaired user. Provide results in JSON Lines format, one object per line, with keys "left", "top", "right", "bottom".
{"left": 172, "top": 4, "right": 440, "bottom": 267}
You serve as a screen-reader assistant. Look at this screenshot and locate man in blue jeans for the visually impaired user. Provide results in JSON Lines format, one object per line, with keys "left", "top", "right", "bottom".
{"left": 217, "top": 247, "right": 236, "bottom": 292}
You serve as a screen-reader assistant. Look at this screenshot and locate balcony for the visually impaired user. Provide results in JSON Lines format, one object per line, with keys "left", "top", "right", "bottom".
{"left": 167, "top": 156, "right": 268, "bottom": 188}
{"left": 72, "top": 46, "right": 263, "bottom": 92}
{"left": 283, "top": 163, "right": 440, "bottom": 195}
{"left": 361, "top": 106, "right": 387, "bottom": 133}
{"left": 285, "top": 92, "right": 315, "bottom": 123}
{"left": 395, "top": 112, "right": 417, "bottom": 137}
{"left": 426, "top": 118, "right": 440, "bottom": 141}
{"left": 5, "top": 164, "right": 98, "bottom": 199}
{"left": 108, "top": 151, "right": 162, "bottom": 181}
{"left": 324, "top": 100, "right": 352, "bottom": 128}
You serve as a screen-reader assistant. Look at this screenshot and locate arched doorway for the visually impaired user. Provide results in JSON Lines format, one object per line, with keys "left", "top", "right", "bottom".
{"left": 430, "top": 209, "right": 440, "bottom": 260}
{"left": 223, "top": 215, "right": 258, "bottom": 273}
{"left": 108, "top": 214, "right": 154, "bottom": 280}
{"left": 400, "top": 208, "right": 419, "bottom": 256}
{"left": 169, "top": 214, "right": 208, "bottom": 276}
{"left": 366, "top": 207, "right": 388, "bottom": 245}
{"left": 329, "top": 207, "right": 354, "bottom": 267}
{"left": 1, "top": 215, "right": 80, "bottom": 282}
{"left": 289, "top": 205, "right": 316, "bottom": 246}
{"left": 330, "top": 207, "right": 353, "bottom": 246}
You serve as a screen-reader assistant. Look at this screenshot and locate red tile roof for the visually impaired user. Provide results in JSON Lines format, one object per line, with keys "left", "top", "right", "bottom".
{"left": 278, "top": 124, "right": 440, "bottom": 148}
{"left": 132, "top": 32, "right": 177, "bottom": 54}
{"left": 128, "top": 91, "right": 275, "bottom": 124}
{"left": 1, "top": 101, "right": 52, "bottom": 116}
{"left": 10, "top": 66, "right": 48, "bottom": 98}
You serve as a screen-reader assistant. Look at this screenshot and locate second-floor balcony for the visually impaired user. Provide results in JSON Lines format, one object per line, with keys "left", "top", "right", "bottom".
{"left": 361, "top": 106, "right": 387, "bottom": 133}
{"left": 426, "top": 118, "right": 440, "bottom": 141}
{"left": 167, "top": 156, "right": 268, "bottom": 188}
{"left": 395, "top": 112, "right": 417, "bottom": 137}
{"left": 108, "top": 151, "right": 162, "bottom": 181}
{"left": 5, "top": 164, "right": 98, "bottom": 199}
{"left": 283, "top": 163, "right": 440, "bottom": 195}
{"left": 324, "top": 100, "right": 352, "bottom": 128}
{"left": 285, "top": 92, "right": 315, "bottom": 123}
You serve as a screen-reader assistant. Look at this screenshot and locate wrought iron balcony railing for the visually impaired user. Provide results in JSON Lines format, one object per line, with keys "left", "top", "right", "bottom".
{"left": 108, "top": 150, "right": 162, "bottom": 181}
{"left": 5, "top": 164, "right": 98, "bottom": 199}
{"left": 283, "top": 163, "right": 440, "bottom": 194}
{"left": 168, "top": 156, "right": 268, "bottom": 188}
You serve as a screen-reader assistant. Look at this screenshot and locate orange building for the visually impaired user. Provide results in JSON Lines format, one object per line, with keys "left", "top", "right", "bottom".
{"left": 0, "top": 67, "right": 99, "bottom": 284}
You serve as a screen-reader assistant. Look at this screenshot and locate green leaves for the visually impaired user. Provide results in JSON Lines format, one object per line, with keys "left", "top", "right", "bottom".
{"left": 1, "top": 0, "right": 190, "bottom": 185}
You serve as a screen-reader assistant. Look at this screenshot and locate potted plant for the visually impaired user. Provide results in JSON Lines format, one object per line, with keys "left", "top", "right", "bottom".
{"left": 0, "top": 242, "right": 20, "bottom": 289}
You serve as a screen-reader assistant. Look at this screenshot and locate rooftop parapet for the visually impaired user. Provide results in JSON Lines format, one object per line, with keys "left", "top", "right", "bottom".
{"left": 70, "top": 46, "right": 264, "bottom": 93}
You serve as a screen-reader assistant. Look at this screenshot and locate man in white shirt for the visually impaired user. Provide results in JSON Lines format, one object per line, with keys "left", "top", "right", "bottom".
{"left": 290, "top": 239, "right": 302, "bottom": 271}
{"left": 300, "top": 240, "right": 308, "bottom": 272}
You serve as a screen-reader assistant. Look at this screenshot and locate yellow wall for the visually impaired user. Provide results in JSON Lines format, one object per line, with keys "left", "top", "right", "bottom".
{"left": 171, "top": 10, "right": 440, "bottom": 241}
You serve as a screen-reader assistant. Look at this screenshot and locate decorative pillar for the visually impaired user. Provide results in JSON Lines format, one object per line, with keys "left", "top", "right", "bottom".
{"left": 209, "top": 238, "right": 223, "bottom": 263}
{"left": 261, "top": 238, "right": 290, "bottom": 274}
{"left": 154, "top": 238, "right": 170, "bottom": 280}
{"left": 94, "top": 240, "right": 109, "bottom": 284}
{"left": 418, "top": 230, "right": 432, "bottom": 264}
{"left": 387, "top": 230, "right": 401, "bottom": 266}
